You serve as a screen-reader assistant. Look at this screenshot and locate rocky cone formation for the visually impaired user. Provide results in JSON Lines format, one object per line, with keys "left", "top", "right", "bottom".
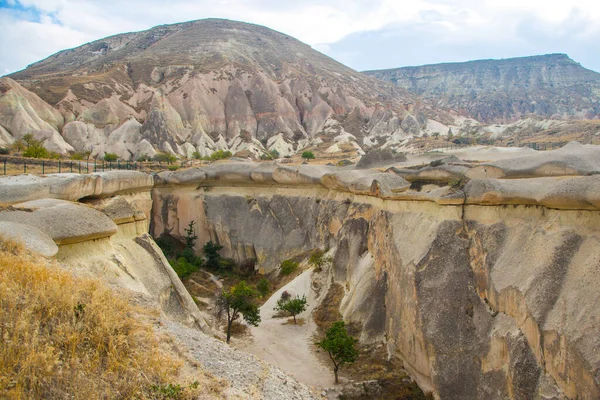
{"left": 0, "top": 19, "right": 460, "bottom": 160}
{"left": 364, "top": 54, "right": 600, "bottom": 123}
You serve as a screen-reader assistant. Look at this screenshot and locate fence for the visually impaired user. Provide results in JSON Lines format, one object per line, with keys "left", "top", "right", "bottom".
{"left": 0, "top": 156, "right": 196, "bottom": 176}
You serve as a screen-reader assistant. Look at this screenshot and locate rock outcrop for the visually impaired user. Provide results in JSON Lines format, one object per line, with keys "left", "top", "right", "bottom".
{"left": 150, "top": 157, "right": 600, "bottom": 399}
{"left": 3, "top": 143, "right": 600, "bottom": 399}
{"left": 364, "top": 54, "right": 600, "bottom": 123}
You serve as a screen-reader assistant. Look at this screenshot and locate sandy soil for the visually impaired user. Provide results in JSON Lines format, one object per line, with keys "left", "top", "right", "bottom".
{"left": 236, "top": 268, "right": 334, "bottom": 390}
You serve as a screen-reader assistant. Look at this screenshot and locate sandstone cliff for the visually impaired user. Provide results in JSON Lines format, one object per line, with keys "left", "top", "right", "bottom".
{"left": 3, "top": 144, "right": 600, "bottom": 399}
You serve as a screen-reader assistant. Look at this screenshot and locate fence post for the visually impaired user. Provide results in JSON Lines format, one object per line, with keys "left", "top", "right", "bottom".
{"left": 102, "top": 161, "right": 105, "bottom": 172}
{"left": 79, "top": 162, "right": 81, "bottom": 174}
{"left": 24, "top": 161, "right": 26, "bottom": 174}
{"left": 70, "top": 162, "right": 73, "bottom": 173}
{"left": 118, "top": 160, "right": 120, "bottom": 170}
{"left": 58, "top": 160, "right": 61, "bottom": 173}
{"left": 42, "top": 161, "right": 45, "bottom": 175}
{"left": 94, "top": 160, "right": 97, "bottom": 172}
{"left": 3, "top": 159, "right": 6, "bottom": 175}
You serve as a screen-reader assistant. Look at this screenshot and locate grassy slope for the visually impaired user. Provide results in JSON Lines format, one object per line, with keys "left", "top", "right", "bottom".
{"left": 0, "top": 236, "right": 223, "bottom": 399}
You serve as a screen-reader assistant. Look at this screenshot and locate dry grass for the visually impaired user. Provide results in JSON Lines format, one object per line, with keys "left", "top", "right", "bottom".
{"left": 0, "top": 236, "right": 222, "bottom": 399}
{"left": 312, "top": 283, "right": 344, "bottom": 331}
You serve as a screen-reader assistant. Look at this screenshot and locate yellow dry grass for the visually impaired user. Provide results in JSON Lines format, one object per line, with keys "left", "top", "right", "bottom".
{"left": 0, "top": 236, "right": 222, "bottom": 399}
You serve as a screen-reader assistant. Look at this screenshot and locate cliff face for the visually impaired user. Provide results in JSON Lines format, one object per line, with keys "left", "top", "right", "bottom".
{"left": 1, "top": 19, "right": 442, "bottom": 159}
{"left": 364, "top": 54, "right": 600, "bottom": 123}
{"left": 151, "top": 159, "right": 600, "bottom": 399}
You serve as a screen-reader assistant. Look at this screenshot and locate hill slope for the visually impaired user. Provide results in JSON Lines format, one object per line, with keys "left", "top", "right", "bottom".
{"left": 364, "top": 54, "right": 600, "bottom": 123}
{"left": 2, "top": 18, "right": 446, "bottom": 159}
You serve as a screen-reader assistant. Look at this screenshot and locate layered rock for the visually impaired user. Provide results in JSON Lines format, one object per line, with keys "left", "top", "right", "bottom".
{"left": 365, "top": 54, "right": 600, "bottom": 123}
{"left": 151, "top": 160, "right": 600, "bottom": 399}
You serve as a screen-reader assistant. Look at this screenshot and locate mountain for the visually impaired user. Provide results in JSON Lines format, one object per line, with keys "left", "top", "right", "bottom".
{"left": 364, "top": 54, "right": 600, "bottom": 123}
{"left": 1, "top": 18, "right": 451, "bottom": 160}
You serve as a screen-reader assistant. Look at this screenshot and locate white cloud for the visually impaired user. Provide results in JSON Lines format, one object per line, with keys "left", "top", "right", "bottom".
{"left": 1, "top": 0, "right": 600, "bottom": 75}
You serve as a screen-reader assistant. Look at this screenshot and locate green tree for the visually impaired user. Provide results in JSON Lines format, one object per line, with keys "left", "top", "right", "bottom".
{"left": 275, "top": 294, "right": 307, "bottom": 324}
{"left": 184, "top": 220, "right": 198, "bottom": 249}
{"left": 256, "top": 278, "right": 270, "bottom": 298}
{"left": 317, "top": 321, "right": 359, "bottom": 384}
{"left": 301, "top": 151, "right": 315, "bottom": 161}
{"left": 192, "top": 151, "right": 202, "bottom": 160}
{"left": 104, "top": 153, "right": 118, "bottom": 162}
{"left": 203, "top": 241, "right": 223, "bottom": 270}
{"left": 208, "top": 150, "right": 232, "bottom": 161}
{"left": 216, "top": 281, "right": 261, "bottom": 343}
{"left": 22, "top": 138, "right": 49, "bottom": 159}
{"left": 154, "top": 152, "right": 177, "bottom": 164}
{"left": 12, "top": 139, "right": 26, "bottom": 152}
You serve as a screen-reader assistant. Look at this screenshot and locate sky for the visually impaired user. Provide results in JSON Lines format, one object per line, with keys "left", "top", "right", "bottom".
{"left": 1, "top": 0, "right": 599, "bottom": 76}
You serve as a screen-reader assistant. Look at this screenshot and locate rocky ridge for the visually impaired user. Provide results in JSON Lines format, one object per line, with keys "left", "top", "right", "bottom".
{"left": 364, "top": 54, "right": 600, "bottom": 123}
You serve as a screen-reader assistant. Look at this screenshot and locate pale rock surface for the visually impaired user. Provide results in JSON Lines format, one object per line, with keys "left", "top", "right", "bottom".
{"left": 0, "top": 220, "right": 58, "bottom": 257}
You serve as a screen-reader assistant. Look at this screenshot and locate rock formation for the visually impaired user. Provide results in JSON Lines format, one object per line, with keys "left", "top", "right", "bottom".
{"left": 1, "top": 19, "right": 453, "bottom": 159}
{"left": 364, "top": 54, "right": 600, "bottom": 123}
{"left": 3, "top": 143, "right": 600, "bottom": 399}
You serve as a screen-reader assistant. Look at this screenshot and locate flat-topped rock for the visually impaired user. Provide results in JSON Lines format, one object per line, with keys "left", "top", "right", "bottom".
{"left": 0, "top": 200, "right": 117, "bottom": 244}
{"left": 464, "top": 176, "right": 600, "bottom": 210}
{"left": 348, "top": 173, "right": 411, "bottom": 198}
{"left": 202, "top": 161, "right": 258, "bottom": 181}
{"left": 86, "top": 196, "right": 139, "bottom": 224}
{"left": 390, "top": 164, "right": 470, "bottom": 183}
{"left": 466, "top": 142, "right": 600, "bottom": 179}
{"left": 250, "top": 162, "right": 277, "bottom": 183}
{"left": 356, "top": 149, "right": 407, "bottom": 169}
{"left": 272, "top": 164, "right": 334, "bottom": 185}
{"left": 0, "top": 171, "right": 153, "bottom": 204}
{"left": 0, "top": 221, "right": 58, "bottom": 257}
{"left": 90, "top": 171, "right": 154, "bottom": 196}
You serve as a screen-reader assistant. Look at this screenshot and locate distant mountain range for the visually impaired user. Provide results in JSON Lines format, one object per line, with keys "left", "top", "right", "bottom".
{"left": 364, "top": 54, "right": 600, "bottom": 123}
{"left": 1, "top": 19, "right": 599, "bottom": 160}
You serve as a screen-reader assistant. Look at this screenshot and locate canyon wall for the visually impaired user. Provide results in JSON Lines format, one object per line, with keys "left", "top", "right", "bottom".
{"left": 152, "top": 161, "right": 600, "bottom": 399}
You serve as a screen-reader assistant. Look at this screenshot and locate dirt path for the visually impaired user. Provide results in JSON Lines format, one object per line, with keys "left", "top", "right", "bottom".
{"left": 236, "top": 268, "right": 334, "bottom": 390}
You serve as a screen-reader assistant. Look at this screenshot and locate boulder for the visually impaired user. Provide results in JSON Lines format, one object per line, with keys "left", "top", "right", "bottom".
{"left": 357, "top": 149, "right": 407, "bottom": 169}
{"left": 0, "top": 200, "right": 117, "bottom": 244}
{"left": 466, "top": 142, "right": 600, "bottom": 179}
{"left": 0, "top": 221, "right": 58, "bottom": 257}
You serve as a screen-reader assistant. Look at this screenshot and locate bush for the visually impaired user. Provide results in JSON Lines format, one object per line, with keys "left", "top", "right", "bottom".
{"left": 256, "top": 278, "right": 270, "bottom": 298}
{"left": 0, "top": 147, "right": 9, "bottom": 155}
{"left": 192, "top": 151, "right": 202, "bottom": 160}
{"left": 155, "top": 235, "right": 176, "bottom": 259}
{"left": 280, "top": 259, "right": 299, "bottom": 276}
{"left": 301, "top": 151, "right": 315, "bottom": 160}
{"left": 207, "top": 150, "right": 232, "bottom": 161}
{"left": 104, "top": 153, "right": 118, "bottom": 162}
{"left": 172, "top": 257, "right": 198, "bottom": 279}
{"left": 137, "top": 154, "right": 151, "bottom": 162}
{"left": 168, "top": 165, "right": 179, "bottom": 171}
{"left": 154, "top": 153, "right": 177, "bottom": 164}
{"left": 70, "top": 152, "right": 85, "bottom": 160}
{"left": 274, "top": 294, "right": 307, "bottom": 324}
{"left": 22, "top": 134, "right": 49, "bottom": 159}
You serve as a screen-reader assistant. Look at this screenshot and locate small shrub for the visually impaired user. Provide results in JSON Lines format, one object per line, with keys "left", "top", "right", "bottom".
{"left": 137, "top": 154, "right": 151, "bottom": 162}
{"left": 280, "top": 259, "right": 298, "bottom": 276}
{"left": 154, "top": 153, "right": 177, "bottom": 164}
{"left": 280, "top": 290, "right": 291, "bottom": 301}
{"left": 218, "top": 258, "right": 236, "bottom": 272}
{"left": 168, "top": 165, "right": 179, "bottom": 171}
{"left": 104, "top": 153, "right": 118, "bottom": 162}
{"left": 172, "top": 257, "right": 198, "bottom": 280}
{"left": 207, "top": 150, "right": 232, "bottom": 161}
{"left": 274, "top": 294, "right": 308, "bottom": 324}
{"left": 203, "top": 241, "right": 223, "bottom": 270}
{"left": 429, "top": 159, "right": 443, "bottom": 167}
{"left": 70, "top": 152, "right": 84, "bottom": 160}
{"left": 156, "top": 235, "right": 176, "bottom": 259}
{"left": 192, "top": 151, "right": 202, "bottom": 160}
{"left": 301, "top": 151, "right": 315, "bottom": 161}
{"left": 256, "top": 278, "right": 270, "bottom": 298}
{"left": 0, "top": 147, "right": 9, "bottom": 155}
{"left": 48, "top": 152, "right": 61, "bottom": 160}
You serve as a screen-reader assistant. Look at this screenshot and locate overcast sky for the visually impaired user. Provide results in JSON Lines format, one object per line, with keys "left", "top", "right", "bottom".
{"left": 1, "top": 0, "right": 599, "bottom": 76}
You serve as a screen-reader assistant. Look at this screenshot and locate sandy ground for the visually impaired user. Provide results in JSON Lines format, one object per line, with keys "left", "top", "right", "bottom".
{"left": 236, "top": 268, "right": 334, "bottom": 390}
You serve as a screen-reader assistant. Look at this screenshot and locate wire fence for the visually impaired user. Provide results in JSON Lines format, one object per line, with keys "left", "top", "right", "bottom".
{"left": 0, "top": 156, "right": 201, "bottom": 176}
